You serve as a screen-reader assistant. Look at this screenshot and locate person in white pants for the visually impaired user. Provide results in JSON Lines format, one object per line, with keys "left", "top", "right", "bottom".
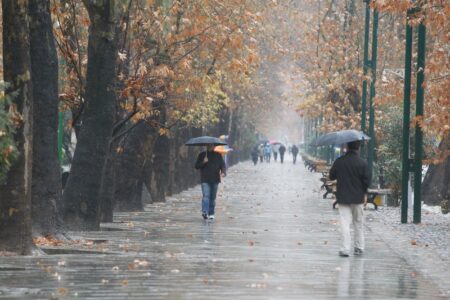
{"left": 338, "top": 203, "right": 364, "bottom": 255}
{"left": 329, "top": 140, "right": 371, "bottom": 257}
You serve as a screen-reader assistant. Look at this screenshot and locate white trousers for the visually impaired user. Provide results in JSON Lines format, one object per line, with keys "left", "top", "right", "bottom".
{"left": 339, "top": 203, "right": 364, "bottom": 253}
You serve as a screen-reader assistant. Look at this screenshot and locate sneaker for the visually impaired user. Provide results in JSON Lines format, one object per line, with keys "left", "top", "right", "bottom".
{"left": 208, "top": 215, "right": 215, "bottom": 220}
{"left": 202, "top": 213, "right": 208, "bottom": 220}
{"left": 339, "top": 251, "right": 349, "bottom": 257}
{"left": 354, "top": 248, "right": 363, "bottom": 256}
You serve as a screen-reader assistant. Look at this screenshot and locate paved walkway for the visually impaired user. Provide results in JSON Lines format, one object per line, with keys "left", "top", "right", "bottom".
{"left": 0, "top": 157, "right": 449, "bottom": 299}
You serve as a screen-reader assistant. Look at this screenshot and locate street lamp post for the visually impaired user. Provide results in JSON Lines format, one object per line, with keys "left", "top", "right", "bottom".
{"left": 401, "top": 9, "right": 414, "bottom": 224}
{"left": 367, "top": 8, "right": 379, "bottom": 176}
{"left": 413, "top": 21, "right": 426, "bottom": 224}
{"left": 360, "top": 1, "right": 370, "bottom": 135}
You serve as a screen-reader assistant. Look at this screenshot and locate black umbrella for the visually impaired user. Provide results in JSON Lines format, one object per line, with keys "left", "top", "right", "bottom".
{"left": 313, "top": 129, "right": 370, "bottom": 146}
{"left": 185, "top": 136, "right": 227, "bottom": 146}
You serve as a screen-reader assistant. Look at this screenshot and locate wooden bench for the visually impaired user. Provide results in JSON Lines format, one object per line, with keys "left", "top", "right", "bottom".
{"left": 316, "top": 164, "right": 330, "bottom": 175}
{"left": 320, "top": 178, "right": 336, "bottom": 199}
{"left": 366, "top": 188, "right": 393, "bottom": 210}
{"left": 324, "top": 186, "right": 392, "bottom": 210}
{"left": 301, "top": 154, "right": 328, "bottom": 172}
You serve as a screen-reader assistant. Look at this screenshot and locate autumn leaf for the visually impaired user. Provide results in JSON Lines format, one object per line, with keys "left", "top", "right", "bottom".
{"left": 8, "top": 207, "right": 18, "bottom": 217}
{"left": 57, "top": 287, "right": 69, "bottom": 296}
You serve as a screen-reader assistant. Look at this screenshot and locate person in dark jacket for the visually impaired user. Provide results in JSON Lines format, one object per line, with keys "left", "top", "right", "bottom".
{"left": 195, "top": 144, "right": 226, "bottom": 220}
{"left": 279, "top": 144, "right": 286, "bottom": 163}
{"left": 251, "top": 146, "right": 259, "bottom": 165}
{"left": 329, "top": 140, "right": 371, "bottom": 257}
{"left": 291, "top": 144, "right": 299, "bottom": 164}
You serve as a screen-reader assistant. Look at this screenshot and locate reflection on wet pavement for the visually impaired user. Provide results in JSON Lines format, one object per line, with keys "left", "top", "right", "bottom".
{"left": 0, "top": 158, "right": 447, "bottom": 299}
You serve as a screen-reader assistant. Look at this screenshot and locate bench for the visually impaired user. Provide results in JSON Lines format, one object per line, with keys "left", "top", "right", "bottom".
{"left": 366, "top": 188, "right": 393, "bottom": 210}
{"left": 324, "top": 185, "right": 392, "bottom": 210}
{"left": 301, "top": 154, "right": 328, "bottom": 172}
{"left": 320, "top": 178, "right": 336, "bottom": 200}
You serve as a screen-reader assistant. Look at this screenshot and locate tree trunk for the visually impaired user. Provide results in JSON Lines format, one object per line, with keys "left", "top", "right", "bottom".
{"left": 422, "top": 133, "right": 450, "bottom": 208}
{"left": 147, "top": 135, "right": 170, "bottom": 202}
{"left": 99, "top": 151, "right": 116, "bottom": 222}
{"left": 63, "top": 1, "right": 118, "bottom": 231}
{"left": 0, "top": 1, "right": 33, "bottom": 254}
{"left": 28, "top": 0, "right": 62, "bottom": 237}
{"left": 114, "top": 122, "right": 157, "bottom": 211}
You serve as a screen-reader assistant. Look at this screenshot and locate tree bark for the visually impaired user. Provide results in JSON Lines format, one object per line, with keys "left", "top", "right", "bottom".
{"left": 28, "top": 0, "right": 62, "bottom": 237}
{"left": 63, "top": 0, "right": 118, "bottom": 230}
{"left": 147, "top": 134, "right": 170, "bottom": 202}
{"left": 0, "top": 1, "right": 33, "bottom": 254}
{"left": 99, "top": 151, "right": 116, "bottom": 222}
{"left": 422, "top": 133, "right": 450, "bottom": 208}
{"left": 114, "top": 121, "right": 157, "bottom": 211}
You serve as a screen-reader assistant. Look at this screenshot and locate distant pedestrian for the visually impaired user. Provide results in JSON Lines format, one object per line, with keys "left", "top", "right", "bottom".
{"left": 279, "top": 144, "right": 286, "bottom": 163}
{"left": 195, "top": 144, "right": 226, "bottom": 220}
{"left": 258, "top": 144, "right": 264, "bottom": 162}
{"left": 272, "top": 144, "right": 279, "bottom": 162}
{"left": 291, "top": 144, "right": 299, "bottom": 164}
{"left": 251, "top": 146, "right": 259, "bottom": 165}
{"left": 329, "top": 140, "right": 371, "bottom": 257}
{"left": 264, "top": 143, "right": 272, "bottom": 162}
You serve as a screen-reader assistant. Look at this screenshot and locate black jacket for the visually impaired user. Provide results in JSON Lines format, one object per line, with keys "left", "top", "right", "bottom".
{"left": 329, "top": 150, "right": 371, "bottom": 204}
{"left": 195, "top": 151, "right": 226, "bottom": 183}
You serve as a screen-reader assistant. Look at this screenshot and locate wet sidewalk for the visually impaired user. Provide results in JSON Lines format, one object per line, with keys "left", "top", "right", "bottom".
{"left": 0, "top": 157, "right": 449, "bottom": 299}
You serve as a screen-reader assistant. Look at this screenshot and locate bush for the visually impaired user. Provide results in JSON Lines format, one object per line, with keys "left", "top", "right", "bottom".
{"left": 375, "top": 105, "right": 403, "bottom": 204}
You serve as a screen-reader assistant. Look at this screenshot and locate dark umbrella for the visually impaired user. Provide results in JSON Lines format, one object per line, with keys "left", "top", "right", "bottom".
{"left": 313, "top": 129, "right": 370, "bottom": 146}
{"left": 185, "top": 136, "right": 227, "bottom": 146}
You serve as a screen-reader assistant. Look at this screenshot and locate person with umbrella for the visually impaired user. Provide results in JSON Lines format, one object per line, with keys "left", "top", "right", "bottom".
{"left": 187, "top": 136, "right": 227, "bottom": 220}
{"left": 329, "top": 137, "right": 371, "bottom": 257}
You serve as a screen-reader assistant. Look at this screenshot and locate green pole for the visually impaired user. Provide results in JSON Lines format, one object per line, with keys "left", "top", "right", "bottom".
{"left": 401, "top": 10, "right": 414, "bottom": 224}
{"left": 57, "top": 110, "right": 64, "bottom": 163}
{"left": 413, "top": 22, "right": 426, "bottom": 224}
{"left": 314, "top": 118, "right": 318, "bottom": 157}
{"left": 367, "top": 9, "right": 379, "bottom": 176}
{"left": 361, "top": 1, "right": 370, "bottom": 133}
{"left": 306, "top": 117, "right": 311, "bottom": 154}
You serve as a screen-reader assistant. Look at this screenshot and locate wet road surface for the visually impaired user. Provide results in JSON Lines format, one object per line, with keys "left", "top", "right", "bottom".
{"left": 0, "top": 157, "right": 448, "bottom": 299}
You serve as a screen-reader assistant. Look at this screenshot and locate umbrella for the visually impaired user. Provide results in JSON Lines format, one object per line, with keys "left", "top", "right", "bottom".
{"left": 214, "top": 145, "right": 233, "bottom": 154}
{"left": 185, "top": 136, "right": 227, "bottom": 146}
{"left": 313, "top": 129, "right": 370, "bottom": 146}
{"left": 269, "top": 140, "right": 282, "bottom": 145}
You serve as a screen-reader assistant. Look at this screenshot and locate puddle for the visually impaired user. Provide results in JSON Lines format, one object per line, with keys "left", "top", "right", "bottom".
{"left": 100, "top": 227, "right": 128, "bottom": 232}
{"left": 0, "top": 266, "right": 27, "bottom": 271}
{"left": 40, "top": 248, "right": 109, "bottom": 255}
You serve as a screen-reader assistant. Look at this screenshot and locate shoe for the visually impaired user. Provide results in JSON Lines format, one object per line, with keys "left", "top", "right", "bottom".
{"left": 339, "top": 251, "right": 349, "bottom": 257}
{"left": 208, "top": 215, "right": 215, "bottom": 220}
{"left": 202, "top": 213, "right": 208, "bottom": 220}
{"left": 354, "top": 248, "right": 363, "bottom": 256}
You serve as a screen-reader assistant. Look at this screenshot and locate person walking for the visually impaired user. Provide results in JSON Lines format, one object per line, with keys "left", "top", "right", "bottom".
{"left": 251, "top": 146, "right": 259, "bottom": 165}
{"left": 272, "top": 144, "right": 279, "bottom": 162}
{"left": 329, "top": 140, "right": 371, "bottom": 257}
{"left": 279, "top": 144, "right": 286, "bottom": 163}
{"left": 291, "top": 144, "right": 299, "bottom": 164}
{"left": 258, "top": 144, "right": 264, "bottom": 163}
{"left": 195, "top": 144, "right": 226, "bottom": 220}
{"left": 264, "top": 143, "right": 272, "bottom": 162}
